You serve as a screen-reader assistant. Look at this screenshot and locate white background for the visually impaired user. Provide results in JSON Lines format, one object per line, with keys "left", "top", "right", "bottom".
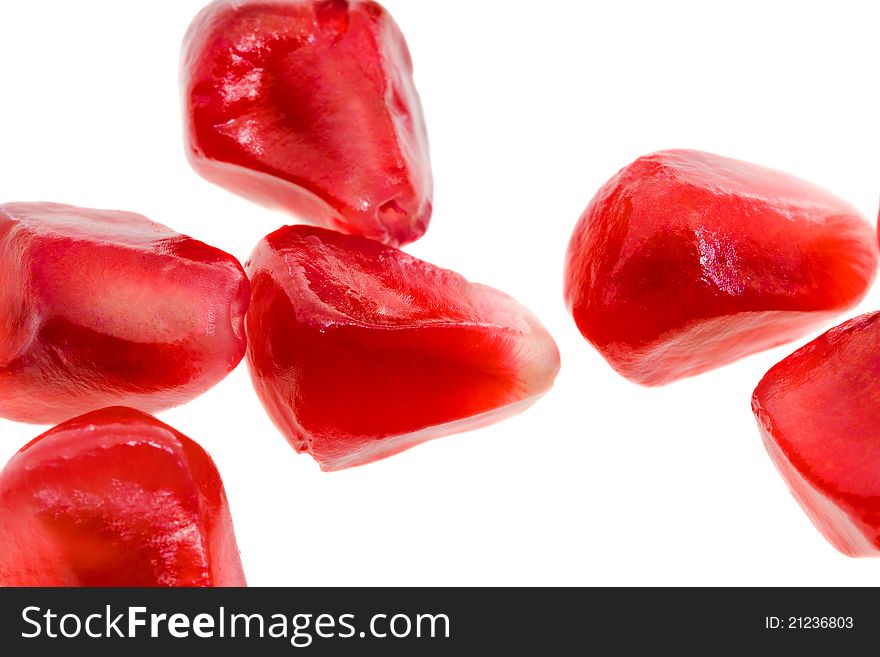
{"left": 2, "top": 0, "right": 879, "bottom": 586}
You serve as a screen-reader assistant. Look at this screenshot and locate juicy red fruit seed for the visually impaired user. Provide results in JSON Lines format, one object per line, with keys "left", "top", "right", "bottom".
{"left": 0, "top": 202, "right": 249, "bottom": 424}
{"left": 182, "top": 0, "right": 433, "bottom": 247}
{"left": 245, "top": 225, "right": 560, "bottom": 471}
{"left": 0, "top": 407, "right": 246, "bottom": 586}
{"left": 753, "top": 311, "right": 880, "bottom": 557}
{"left": 563, "top": 149, "right": 878, "bottom": 386}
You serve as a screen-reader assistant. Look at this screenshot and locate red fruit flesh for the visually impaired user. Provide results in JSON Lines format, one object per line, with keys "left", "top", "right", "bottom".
{"left": 753, "top": 311, "right": 880, "bottom": 557}
{"left": 182, "top": 0, "right": 432, "bottom": 247}
{"left": 0, "top": 202, "right": 249, "bottom": 424}
{"left": 563, "top": 149, "right": 878, "bottom": 386}
{"left": 245, "top": 225, "right": 560, "bottom": 471}
{"left": 0, "top": 407, "right": 246, "bottom": 586}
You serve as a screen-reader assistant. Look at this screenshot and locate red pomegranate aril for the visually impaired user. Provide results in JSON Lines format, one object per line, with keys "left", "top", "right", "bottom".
{"left": 245, "top": 225, "right": 560, "bottom": 470}
{"left": 0, "top": 202, "right": 249, "bottom": 424}
{"left": 753, "top": 311, "right": 880, "bottom": 557}
{"left": 182, "top": 0, "right": 432, "bottom": 247}
{"left": 564, "top": 149, "right": 878, "bottom": 386}
{"left": 0, "top": 407, "right": 246, "bottom": 586}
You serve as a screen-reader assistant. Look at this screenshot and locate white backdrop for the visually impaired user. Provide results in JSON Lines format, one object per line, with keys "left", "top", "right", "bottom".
{"left": 2, "top": 0, "right": 879, "bottom": 586}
